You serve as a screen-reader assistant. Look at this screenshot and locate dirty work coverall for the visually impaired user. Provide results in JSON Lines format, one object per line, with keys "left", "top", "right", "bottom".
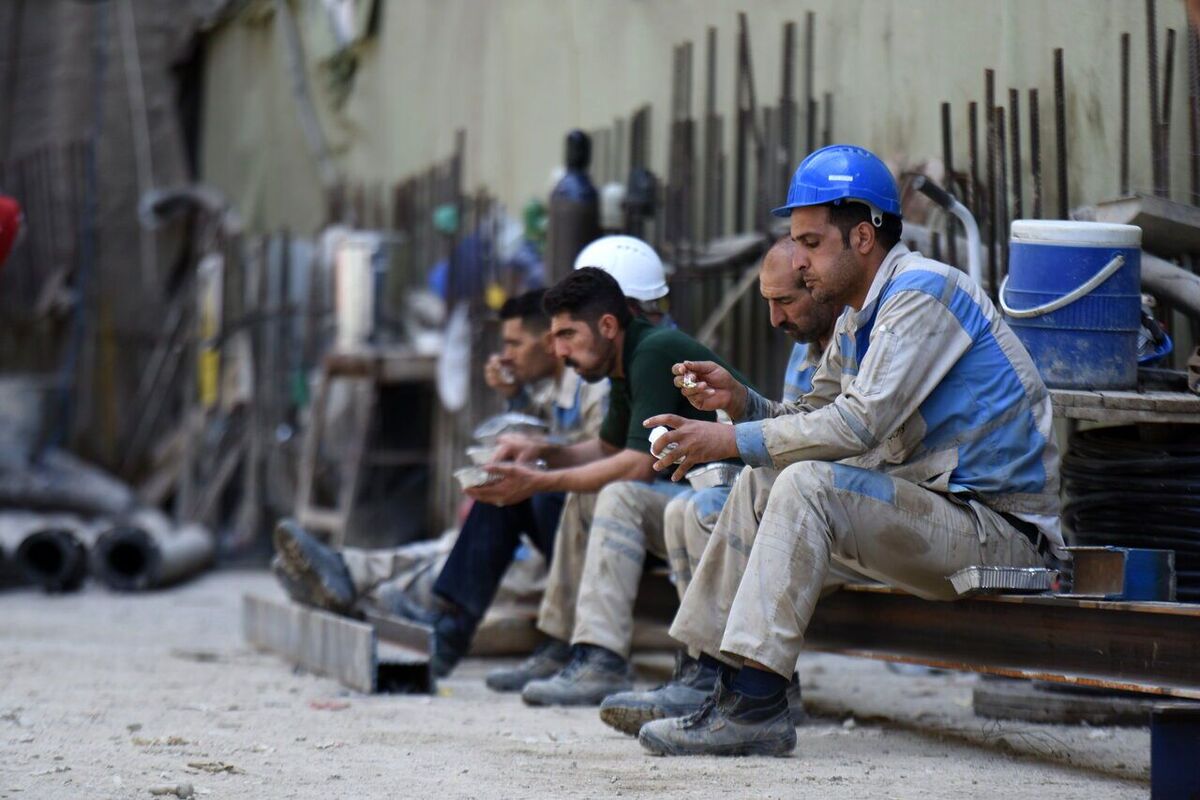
{"left": 670, "top": 244, "right": 1064, "bottom": 676}
{"left": 535, "top": 317, "right": 750, "bottom": 655}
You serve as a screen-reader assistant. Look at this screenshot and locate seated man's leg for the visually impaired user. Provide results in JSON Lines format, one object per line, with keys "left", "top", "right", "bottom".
{"left": 641, "top": 460, "right": 1045, "bottom": 757}
{"left": 271, "top": 519, "right": 360, "bottom": 614}
{"left": 374, "top": 493, "right": 564, "bottom": 677}
{"left": 522, "top": 480, "right": 688, "bottom": 707}
{"left": 487, "top": 491, "right": 598, "bottom": 692}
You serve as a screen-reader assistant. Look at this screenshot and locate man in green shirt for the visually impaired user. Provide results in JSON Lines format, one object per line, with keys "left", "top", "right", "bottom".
{"left": 471, "top": 267, "right": 748, "bottom": 703}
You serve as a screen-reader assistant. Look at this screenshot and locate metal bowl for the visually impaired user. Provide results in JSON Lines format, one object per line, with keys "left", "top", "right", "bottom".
{"left": 684, "top": 462, "right": 743, "bottom": 491}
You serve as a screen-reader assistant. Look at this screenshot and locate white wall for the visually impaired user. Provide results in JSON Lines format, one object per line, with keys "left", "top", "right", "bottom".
{"left": 201, "top": 0, "right": 1192, "bottom": 233}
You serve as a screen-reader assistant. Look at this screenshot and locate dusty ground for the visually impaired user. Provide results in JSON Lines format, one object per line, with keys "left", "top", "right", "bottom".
{"left": 0, "top": 571, "right": 1150, "bottom": 799}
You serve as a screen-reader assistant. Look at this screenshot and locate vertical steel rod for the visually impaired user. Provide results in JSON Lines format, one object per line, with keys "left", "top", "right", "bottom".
{"left": 1147, "top": 0, "right": 1162, "bottom": 195}
{"left": 968, "top": 101, "right": 980, "bottom": 218}
{"left": 1121, "top": 32, "right": 1132, "bottom": 195}
{"left": 941, "top": 101, "right": 958, "bottom": 266}
{"left": 985, "top": 69, "right": 997, "bottom": 292}
{"left": 1009, "top": 88, "right": 1023, "bottom": 220}
{"left": 804, "top": 10, "right": 816, "bottom": 154}
{"left": 1163, "top": 27, "right": 1177, "bottom": 197}
{"left": 1029, "top": 88, "right": 1044, "bottom": 219}
{"left": 1054, "top": 48, "right": 1069, "bottom": 218}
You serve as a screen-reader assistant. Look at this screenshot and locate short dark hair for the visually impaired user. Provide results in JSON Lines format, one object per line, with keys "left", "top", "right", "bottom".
{"left": 543, "top": 267, "right": 633, "bottom": 328}
{"left": 825, "top": 202, "right": 902, "bottom": 252}
{"left": 499, "top": 289, "right": 549, "bottom": 332}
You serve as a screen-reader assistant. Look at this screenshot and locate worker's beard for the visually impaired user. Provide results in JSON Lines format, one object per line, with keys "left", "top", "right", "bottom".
{"left": 566, "top": 337, "right": 617, "bottom": 383}
{"left": 807, "top": 246, "right": 861, "bottom": 307}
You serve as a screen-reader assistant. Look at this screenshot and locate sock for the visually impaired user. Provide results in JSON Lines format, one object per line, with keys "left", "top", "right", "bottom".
{"left": 731, "top": 665, "right": 789, "bottom": 698}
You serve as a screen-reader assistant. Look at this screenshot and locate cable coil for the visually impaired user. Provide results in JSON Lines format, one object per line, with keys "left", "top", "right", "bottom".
{"left": 1062, "top": 425, "right": 1200, "bottom": 600}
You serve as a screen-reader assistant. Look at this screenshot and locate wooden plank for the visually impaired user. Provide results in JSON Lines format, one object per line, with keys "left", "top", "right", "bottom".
{"left": 242, "top": 594, "right": 376, "bottom": 693}
{"left": 1084, "top": 193, "right": 1200, "bottom": 256}
{"left": 1050, "top": 388, "right": 1200, "bottom": 424}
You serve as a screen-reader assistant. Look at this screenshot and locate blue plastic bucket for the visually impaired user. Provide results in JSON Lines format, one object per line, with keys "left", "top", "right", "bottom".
{"left": 1001, "top": 220, "right": 1142, "bottom": 390}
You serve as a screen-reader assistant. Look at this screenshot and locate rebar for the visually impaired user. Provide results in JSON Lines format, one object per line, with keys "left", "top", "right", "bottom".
{"left": 1121, "top": 32, "right": 1132, "bottom": 195}
{"left": 1029, "top": 88, "right": 1043, "bottom": 219}
{"left": 1008, "top": 89, "right": 1023, "bottom": 220}
{"left": 1054, "top": 48, "right": 1069, "bottom": 218}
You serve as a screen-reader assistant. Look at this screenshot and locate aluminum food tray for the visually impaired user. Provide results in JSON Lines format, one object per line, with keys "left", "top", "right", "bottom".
{"left": 949, "top": 566, "right": 1058, "bottom": 597}
{"left": 684, "top": 462, "right": 743, "bottom": 490}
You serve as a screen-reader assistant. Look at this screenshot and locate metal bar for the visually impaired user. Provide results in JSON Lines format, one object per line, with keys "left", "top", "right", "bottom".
{"left": 1029, "top": 88, "right": 1043, "bottom": 218}
{"left": 941, "top": 102, "right": 958, "bottom": 266}
{"left": 779, "top": 20, "right": 796, "bottom": 178}
{"left": 1189, "top": 24, "right": 1200, "bottom": 205}
{"left": 968, "top": 101, "right": 980, "bottom": 217}
{"left": 734, "top": 14, "right": 748, "bottom": 231}
{"left": 1009, "top": 88, "right": 1023, "bottom": 220}
{"left": 985, "top": 69, "right": 997, "bottom": 292}
{"left": 804, "top": 10, "right": 815, "bottom": 154}
{"left": 822, "top": 91, "right": 833, "bottom": 147}
{"left": 996, "top": 107, "right": 1009, "bottom": 284}
{"left": 806, "top": 585, "right": 1200, "bottom": 699}
{"left": 1163, "top": 27, "right": 1177, "bottom": 198}
{"left": 1054, "top": 48, "right": 1069, "bottom": 218}
{"left": 1148, "top": 0, "right": 1162, "bottom": 195}
{"left": 1121, "top": 32, "right": 1132, "bottom": 195}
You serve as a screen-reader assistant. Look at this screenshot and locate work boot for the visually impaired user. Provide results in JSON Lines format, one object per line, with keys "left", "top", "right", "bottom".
{"left": 599, "top": 652, "right": 718, "bottom": 736}
{"left": 638, "top": 680, "right": 797, "bottom": 757}
{"left": 372, "top": 588, "right": 476, "bottom": 678}
{"left": 521, "top": 643, "right": 634, "bottom": 707}
{"left": 485, "top": 638, "right": 572, "bottom": 693}
{"left": 272, "top": 519, "right": 356, "bottom": 615}
{"left": 787, "top": 673, "right": 807, "bottom": 724}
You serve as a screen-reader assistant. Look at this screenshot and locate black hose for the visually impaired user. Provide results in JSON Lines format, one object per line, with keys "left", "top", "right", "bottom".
{"left": 1062, "top": 425, "right": 1200, "bottom": 600}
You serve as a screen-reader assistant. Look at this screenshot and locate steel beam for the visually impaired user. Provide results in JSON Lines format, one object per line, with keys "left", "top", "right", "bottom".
{"left": 806, "top": 585, "right": 1200, "bottom": 699}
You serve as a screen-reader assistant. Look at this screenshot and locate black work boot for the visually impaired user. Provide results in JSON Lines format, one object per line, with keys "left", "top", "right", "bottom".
{"left": 599, "top": 652, "right": 718, "bottom": 736}
{"left": 272, "top": 519, "right": 356, "bottom": 615}
{"left": 485, "top": 638, "right": 572, "bottom": 693}
{"left": 521, "top": 643, "right": 634, "bottom": 707}
{"left": 638, "top": 679, "right": 797, "bottom": 757}
{"left": 372, "top": 588, "right": 477, "bottom": 678}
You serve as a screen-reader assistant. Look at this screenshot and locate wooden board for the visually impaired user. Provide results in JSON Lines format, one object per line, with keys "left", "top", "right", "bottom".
{"left": 1050, "top": 388, "right": 1200, "bottom": 424}
{"left": 242, "top": 594, "right": 377, "bottom": 693}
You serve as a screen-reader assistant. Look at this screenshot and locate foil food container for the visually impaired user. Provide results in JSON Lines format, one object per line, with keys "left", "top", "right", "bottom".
{"left": 684, "top": 462, "right": 743, "bottom": 490}
{"left": 472, "top": 413, "right": 548, "bottom": 443}
{"left": 466, "top": 445, "right": 497, "bottom": 465}
{"left": 453, "top": 466, "right": 498, "bottom": 489}
{"left": 949, "top": 566, "right": 1058, "bottom": 597}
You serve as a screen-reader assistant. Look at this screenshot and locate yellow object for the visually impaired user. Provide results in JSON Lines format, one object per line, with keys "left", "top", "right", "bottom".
{"left": 485, "top": 281, "right": 507, "bottom": 311}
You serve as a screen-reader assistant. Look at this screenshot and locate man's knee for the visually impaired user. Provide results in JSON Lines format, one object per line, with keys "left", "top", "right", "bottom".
{"left": 776, "top": 460, "right": 835, "bottom": 498}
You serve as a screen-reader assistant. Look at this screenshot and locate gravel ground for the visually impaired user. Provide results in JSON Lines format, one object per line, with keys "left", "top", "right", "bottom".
{"left": 0, "top": 571, "right": 1150, "bottom": 799}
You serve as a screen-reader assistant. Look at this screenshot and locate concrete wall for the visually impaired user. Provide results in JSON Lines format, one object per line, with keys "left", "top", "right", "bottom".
{"left": 200, "top": 0, "right": 1193, "bottom": 234}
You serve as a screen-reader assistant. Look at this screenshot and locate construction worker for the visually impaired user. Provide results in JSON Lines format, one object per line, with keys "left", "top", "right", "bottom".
{"left": 595, "top": 236, "right": 844, "bottom": 734}
{"left": 272, "top": 289, "right": 607, "bottom": 675}
{"left": 475, "top": 267, "right": 752, "bottom": 701}
{"left": 635, "top": 144, "right": 1063, "bottom": 756}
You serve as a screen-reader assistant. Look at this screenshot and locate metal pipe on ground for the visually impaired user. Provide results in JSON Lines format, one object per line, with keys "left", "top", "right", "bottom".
{"left": 0, "top": 449, "right": 135, "bottom": 517}
{"left": 92, "top": 509, "right": 214, "bottom": 591}
{"left": 0, "top": 511, "right": 101, "bottom": 592}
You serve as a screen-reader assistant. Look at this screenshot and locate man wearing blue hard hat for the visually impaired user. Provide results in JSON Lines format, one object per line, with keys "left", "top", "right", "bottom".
{"left": 636, "top": 144, "right": 1064, "bottom": 756}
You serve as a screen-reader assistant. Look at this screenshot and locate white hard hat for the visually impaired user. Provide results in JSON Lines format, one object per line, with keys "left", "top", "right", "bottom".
{"left": 573, "top": 235, "right": 668, "bottom": 301}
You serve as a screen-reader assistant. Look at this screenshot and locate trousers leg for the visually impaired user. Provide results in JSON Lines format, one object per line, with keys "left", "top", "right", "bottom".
{"left": 341, "top": 547, "right": 417, "bottom": 596}
{"left": 667, "top": 467, "right": 780, "bottom": 663}
{"left": 719, "top": 461, "right": 1046, "bottom": 676}
{"left": 536, "top": 491, "right": 597, "bottom": 642}
{"left": 571, "top": 481, "right": 689, "bottom": 657}
{"left": 431, "top": 495, "right": 562, "bottom": 620}
{"left": 663, "top": 486, "right": 728, "bottom": 602}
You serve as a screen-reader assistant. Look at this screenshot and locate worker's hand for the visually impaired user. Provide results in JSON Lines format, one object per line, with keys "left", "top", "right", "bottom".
{"left": 672, "top": 360, "right": 749, "bottom": 419}
{"left": 489, "top": 432, "right": 545, "bottom": 464}
{"left": 484, "top": 354, "right": 520, "bottom": 398}
{"left": 642, "top": 414, "right": 739, "bottom": 482}
{"left": 465, "top": 462, "right": 545, "bottom": 506}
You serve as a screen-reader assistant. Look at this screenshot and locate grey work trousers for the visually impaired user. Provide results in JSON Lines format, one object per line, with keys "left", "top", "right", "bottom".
{"left": 669, "top": 461, "right": 1046, "bottom": 677}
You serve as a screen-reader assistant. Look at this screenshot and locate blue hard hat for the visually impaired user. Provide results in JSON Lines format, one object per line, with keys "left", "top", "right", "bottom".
{"left": 772, "top": 144, "right": 902, "bottom": 222}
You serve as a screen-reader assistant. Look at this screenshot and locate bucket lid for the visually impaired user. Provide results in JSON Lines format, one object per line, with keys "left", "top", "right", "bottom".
{"left": 1010, "top": 219, "right": 1141, "bottom": 247}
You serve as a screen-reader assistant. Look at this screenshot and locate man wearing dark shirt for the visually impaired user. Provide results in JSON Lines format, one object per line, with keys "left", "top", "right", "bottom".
{"left": 472, "top": 268, "right": 748, "bottom": 702}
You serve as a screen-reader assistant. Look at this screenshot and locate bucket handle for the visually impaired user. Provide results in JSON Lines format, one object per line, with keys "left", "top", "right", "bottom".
{"left": 999, "top": 254, "right": 1126, "bottom": 319}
